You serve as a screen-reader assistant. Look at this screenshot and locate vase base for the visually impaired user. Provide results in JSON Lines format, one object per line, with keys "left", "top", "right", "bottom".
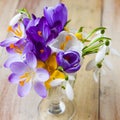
{"left": 38, "top": 98, "right": 76, "bottom": 120}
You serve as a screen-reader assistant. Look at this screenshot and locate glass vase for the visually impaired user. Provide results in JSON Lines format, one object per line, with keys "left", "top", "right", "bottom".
{"left": 38, "top": 85, "right": 76, "bottom": 120}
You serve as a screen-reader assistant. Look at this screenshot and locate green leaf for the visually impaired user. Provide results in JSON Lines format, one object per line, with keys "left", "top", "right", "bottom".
{"left": 78, "top": 27, "right": 84, "bottom": 32}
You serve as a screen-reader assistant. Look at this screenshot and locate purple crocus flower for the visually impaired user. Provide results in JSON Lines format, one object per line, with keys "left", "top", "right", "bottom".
{"left": 44, "top": 3, "right": 68, "bottom": 38}
{"left": 57, "top": 51, "right": 81, "bottom": 73}
{"left": 0, "top": 23, "right": 27, "bottom": 54}
{"left": 26, "top": 16, "right": 53, "bottom": 44}
{"left": 8, "top": 52, "right": 49, "bottom": 98}
{"left": 33, "top": 42, "right": 51, "bottom": 61}
{"left": 23, "top": 14, "right": 40, "bottom": 30}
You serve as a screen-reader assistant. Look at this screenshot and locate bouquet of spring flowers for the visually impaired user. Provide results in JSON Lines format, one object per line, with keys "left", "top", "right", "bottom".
{"left": 0, "top": 3, "right": 118, "bottom": 101}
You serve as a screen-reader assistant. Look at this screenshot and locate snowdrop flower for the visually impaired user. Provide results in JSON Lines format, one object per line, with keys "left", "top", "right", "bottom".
{"left": 86, "top": 44, "right": 120, "bottom": 82}
{"left": 50, "top": 72, "right": 75, "bottom": 101}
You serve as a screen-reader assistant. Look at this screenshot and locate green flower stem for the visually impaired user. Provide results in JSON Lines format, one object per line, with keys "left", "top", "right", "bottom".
{"left": 83, "top": 42, "right": 104, "bottom": 52}
{"left": 82, "top": 42, "right": 104, "bottom": 56}
{"left": 87, "top": 37, "right": 111, "bottom": 48}
{"left": 85, "top": 27, "right": 106, "bottom": 39}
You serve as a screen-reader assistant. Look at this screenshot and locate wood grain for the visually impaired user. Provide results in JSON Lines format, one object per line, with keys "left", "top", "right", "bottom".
{"left": 1, "top": 0, "right": 119, "bottom": 120}
{"left": 61, "top": 0, "right": 102, "bottom": 120}
{"left": 100, "top": 0, "right": 120, "bottom": 120}
{"left": 0, "top": 0, "right": 59, "bottom": 120}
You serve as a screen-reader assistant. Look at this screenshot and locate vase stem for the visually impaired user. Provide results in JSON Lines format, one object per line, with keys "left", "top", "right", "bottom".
{"left": 48, "top": 101, "right": 65, "bottom": 114}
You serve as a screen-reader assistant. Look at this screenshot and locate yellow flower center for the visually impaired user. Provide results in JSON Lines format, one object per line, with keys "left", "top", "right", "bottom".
{"left": 75, "top": 32, "right": 83, "bottom": 40}
{"left": 45, "top": 70, "right": 65, "bottom": 89}
{"left": 60, "top": 35, "right": 72, "bottom": 50}
{"left": 19, "top": 72, "right": 33, "bottom": 86}
{"left": 37, "top": 53, "right": 66, "bottom": 89}
{"left": 9, "top": 43, "right": 23, "bottom": 54}
{"left": 38, "top": 31, "right": 42, "bottom": 36}
{"left": 8, "top": 25, "right": 23, "bottom": 37}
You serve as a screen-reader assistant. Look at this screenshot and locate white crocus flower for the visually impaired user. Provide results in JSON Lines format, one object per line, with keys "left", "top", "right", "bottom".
{"left": 9, "top": 13, "right": 23, "bottom": 26}
{"left": 49, "top": 31, "right": 84, "bottom": 57}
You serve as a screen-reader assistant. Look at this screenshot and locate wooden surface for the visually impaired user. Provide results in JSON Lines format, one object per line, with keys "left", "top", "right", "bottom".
{"left": 0, "top": 0, "right": 120, "bottom": 120}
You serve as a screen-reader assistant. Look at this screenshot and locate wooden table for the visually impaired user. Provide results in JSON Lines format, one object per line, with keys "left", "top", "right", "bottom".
{"left": 0, "top": 0, "right": 120, "bottom": 120}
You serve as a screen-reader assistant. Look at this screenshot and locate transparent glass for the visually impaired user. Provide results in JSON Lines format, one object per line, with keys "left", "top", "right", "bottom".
{"left": 38, "top": 85, "right": 76, "bottom": 120}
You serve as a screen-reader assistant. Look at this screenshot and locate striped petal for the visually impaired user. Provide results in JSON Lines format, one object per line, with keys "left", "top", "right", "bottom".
{"left": 10, "top": 62, "right": 27, "bottom": 74}
{"left": 8, "top": 73, "right": 20, "bottom": 83}
{"left": 4, "top": 55, "right": 21, "bottom": 68}
{"left": 34, "top": 82, "right": 47, "bottom": 98}
{"left": 26, "top": 52, "right": 37, "bottom": 69}
{"left": 0, "top": 37, "right": 19, "bottom": 47}
{"left": 17, "top": 82, "right": 32, "bottom": 97}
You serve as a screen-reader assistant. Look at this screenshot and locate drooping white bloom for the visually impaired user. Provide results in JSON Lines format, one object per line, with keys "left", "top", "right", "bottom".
{"left": 86, "top": 44, "right": 120, "bottom": 82}
{"left": 95, "top": 45, "right": 107, "bottom": 63}
{"left": 65, "top": 81, "right": 74, "bottom": 101}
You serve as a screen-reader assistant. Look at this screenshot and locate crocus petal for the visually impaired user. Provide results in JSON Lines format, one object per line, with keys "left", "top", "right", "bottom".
{"left": 26, "top": 52, "right": 37, "bottom": 69}
{"left": 8, "top": 73, "right": 20, "bottom": 83}
{"left": 50, "top": 79, "right": 64, "bottom": 87}
{"left": 19, "top": 23, "right": 26, "bottom": 37}
{"left": 50, "top": 31, "right": 84, "bottom": 55}
{"left": 9, "top": 13, "right": 22, "bottom": 26}
{"left": 65, "top": 82, "right": 74, "bottom": 101}
{"left": 65, "top": 64, "right": 80, "bottom": 73}
{"left": 95, "top": 46, "right": 106, "bottom": 63}
{"left": 17, "top": 82, "right": 32, "bottom": 97}
{"left": 44, "top": 3, "right": 67, "bottom": 28}
{"left": 0, "top": 37, "right": 19, "bottom": 47}
{"left": 10, "top": 62, "right": 27, "bottom": 74}
{"left": 35, "top": 68, "right": 49, "bottom": 82}
{"left": 34, "top": 82, "right": 47, "bottom": 98}
{"left": 86, "top": 60, "right": 96, "bottom": 71}
{"left": 44, "top": 7, "right": 54, "bottom": 27}
{"left": 23, "top": 18, "right": 30, "bottom": 28}
{"left": 4, "top": 55, "right": 21, "bottom": 68}
{"left": 53, "top": 3, "right": 67, "bottom": 27}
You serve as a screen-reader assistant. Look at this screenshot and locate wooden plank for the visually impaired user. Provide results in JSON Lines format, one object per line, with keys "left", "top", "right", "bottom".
{"left": 0, "top": 0, "right": 19, "bottom": 41}
{"left": 100, "top": 0, "right": 120, "bottom": 120}
{"left": 61, "top": 0, "right": 102, "bottom": 119}
{"left": 0, "top": 0, "right": 59, "bottom": 120}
